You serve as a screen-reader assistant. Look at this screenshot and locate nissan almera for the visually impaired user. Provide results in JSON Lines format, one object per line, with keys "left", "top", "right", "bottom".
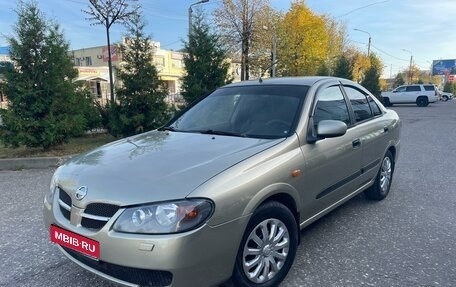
{"left": 44, "top": 77, "right": 401, "bottom": 287}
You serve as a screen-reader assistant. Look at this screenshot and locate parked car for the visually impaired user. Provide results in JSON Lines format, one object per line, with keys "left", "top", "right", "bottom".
{"left": 381, "top": 84, "right": 439, "bottom": 107}
{"left": 44, "top": 77, "right": 401, "bottom": 287}
{"left": 439, "top": 90, "right": 453, "bottom": 101}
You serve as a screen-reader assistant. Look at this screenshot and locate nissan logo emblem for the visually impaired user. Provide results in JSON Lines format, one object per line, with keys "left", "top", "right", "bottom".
{"left": 75, "top": 186, "right": 88, "bottom": 200}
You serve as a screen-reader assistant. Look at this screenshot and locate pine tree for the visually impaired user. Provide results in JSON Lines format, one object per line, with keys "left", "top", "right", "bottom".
{"left": 333, "top": 55, "right": 353, "bottom": 80}
{"left": 0, "top": 1, "right": 98, "bottom": 149}
{"left": 107, "top": 12, "right": 170, "bottom": 137}
{"left": 182, "top": 12, "right": 231, "bottom": 104}
{"left": 362, "top": 66, "right": 382, "bottom": 101}
{"left": 393, "top": 73, "right": 405, "bottom": 88}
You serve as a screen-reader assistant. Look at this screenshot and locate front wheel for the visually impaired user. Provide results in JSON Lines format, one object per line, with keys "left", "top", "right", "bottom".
{"left": 365, "top": 150, "right": 394, "bottom": 200}
{"left": 442, "top": 95, "right": 449, "bottom": 101}
{"left": 231, "top": 201, "right": 298, "bottom": 287}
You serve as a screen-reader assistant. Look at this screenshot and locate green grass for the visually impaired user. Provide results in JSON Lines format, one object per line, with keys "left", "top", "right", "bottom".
{"left": 0, "top": 133, "right": 117, "bottom": 159}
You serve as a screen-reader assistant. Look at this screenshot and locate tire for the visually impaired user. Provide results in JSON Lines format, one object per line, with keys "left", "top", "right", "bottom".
{"left": 443, "top": 95, "right": 449, "bottom": 101}
{"left": 383, "top": 97, "right": 391, "bottom": 107}
{"left": 416, "top": 97, "right": 428, "bottom": 107}
{"left": 365, "top": 150, "right": 394, "bottom": 200}
{"left": 231, "top": 201, "right": 298, "bottom": 287}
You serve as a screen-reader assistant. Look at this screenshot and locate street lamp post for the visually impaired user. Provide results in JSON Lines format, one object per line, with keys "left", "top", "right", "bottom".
{"left": 188, "top": 0, "right": 209, "bottom": 37}
{"left": 402, "top": 49, "right": 413, "bottom": 84}
{"left": 354, "top": 28, "right": 371, "bottom": 57}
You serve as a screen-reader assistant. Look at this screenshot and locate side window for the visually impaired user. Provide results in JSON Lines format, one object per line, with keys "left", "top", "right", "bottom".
{"left": 344, "top": 86, "right": 373, "bottom": 122}
{"left": 405, "top": 86, "right": 420, "bottom": 92}
{"left": 313, "top": 86, "right": 351, "bottom": 127}
{"left": 395, "top": 86, "right": 406, "bottom": 92}
{"left": 423, "top": 85, "right": 435, "bottom": 91}
{"left": 367, "top": 95, "right": 382, "bottom": 116}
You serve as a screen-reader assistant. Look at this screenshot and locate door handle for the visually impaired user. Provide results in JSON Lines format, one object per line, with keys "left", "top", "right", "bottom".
{"left": 352, "top": 139, "right": 361, "bottom": 148}
{"left": 383, "top": 126, "right": 389, "bottom": 132}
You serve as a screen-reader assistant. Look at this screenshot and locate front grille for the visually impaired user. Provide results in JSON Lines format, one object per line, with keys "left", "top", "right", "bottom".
{"left": 81, "top": 217, "right": 107, "bottom": 230}
{"left": 57, "top": 188, "right": 120, "bottom": 231}
{"left": 62, "top": 247, "right": 173, "bottom": 287}
{"left": 85, "top": 203, "right": 119, "bottom": 217}
{"left": 59, "top": 188, "right": 71, "bottom": 206}
{"left": 81, "top": 203, "right": 120, "bottom": 230}
{"left": 59, "top": 189, "right": 71, "bottom": 221}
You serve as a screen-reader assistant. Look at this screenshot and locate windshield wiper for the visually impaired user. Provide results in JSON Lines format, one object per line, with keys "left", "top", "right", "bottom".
{"left": 200, "top": 130, "right": 246, "bottom": 138}
{"left": 158, "top": 126, "right": 178, "bottom": 132}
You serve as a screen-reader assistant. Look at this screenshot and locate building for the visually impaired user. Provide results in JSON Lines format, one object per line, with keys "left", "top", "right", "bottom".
{"left": 70, "top": 41, "right": 186, "bottom": 103}
{"left": 0, "top": 46, "right": 12, "bottom": 109}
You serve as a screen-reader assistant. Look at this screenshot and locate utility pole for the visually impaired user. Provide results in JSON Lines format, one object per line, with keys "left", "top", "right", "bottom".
{"left": 354, "top": 28, "right": 371, "bottom": 57}
{"left": 402, "top": 49, "right": 413, "bottom": 84}
{"left": 189, "top": 0, "right": 209, "bottom": 37}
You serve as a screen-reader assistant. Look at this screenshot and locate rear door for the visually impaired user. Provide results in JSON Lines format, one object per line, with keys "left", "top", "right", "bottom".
{"left": 342, "top": 85, "right": 390, "bottom": 185}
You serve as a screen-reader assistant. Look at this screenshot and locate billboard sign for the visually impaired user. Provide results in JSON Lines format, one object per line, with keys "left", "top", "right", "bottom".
{"left": 102, "top": 46, "right": 119, "bottom": 62}
{"left": 432, "top": 59, "right": 456, "bottom": 75}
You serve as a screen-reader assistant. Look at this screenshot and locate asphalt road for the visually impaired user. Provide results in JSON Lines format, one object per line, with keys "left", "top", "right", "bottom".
{"left": 1, "top": 101, "right": 455, "bottom": 287}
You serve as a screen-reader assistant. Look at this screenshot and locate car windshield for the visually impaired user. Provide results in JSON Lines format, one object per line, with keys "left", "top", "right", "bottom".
{"left": 169, "top": 85, "right": 308, "bottom": 139}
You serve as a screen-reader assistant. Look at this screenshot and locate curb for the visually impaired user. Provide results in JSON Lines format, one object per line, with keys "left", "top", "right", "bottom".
{"left": 0, "top": 156, "right": 72, "bottom": 170}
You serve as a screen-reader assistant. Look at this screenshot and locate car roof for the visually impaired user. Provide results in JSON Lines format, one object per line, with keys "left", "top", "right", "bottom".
{"left": 222, "top": 76, "right": 347, "bottom": 88}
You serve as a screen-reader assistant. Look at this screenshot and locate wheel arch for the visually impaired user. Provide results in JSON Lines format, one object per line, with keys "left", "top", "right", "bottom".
{"left": 242, "top": 184, "right": 301, "bottom": 235}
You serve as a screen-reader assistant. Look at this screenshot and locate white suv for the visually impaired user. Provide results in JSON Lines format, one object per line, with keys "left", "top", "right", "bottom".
{"left": 382, "top": 84, "right": 439, "bottom": 107}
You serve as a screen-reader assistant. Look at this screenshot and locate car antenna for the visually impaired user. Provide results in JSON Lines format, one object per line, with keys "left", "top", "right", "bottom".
{"left": 259, "top": 59, "right": 279, "bottom": 83}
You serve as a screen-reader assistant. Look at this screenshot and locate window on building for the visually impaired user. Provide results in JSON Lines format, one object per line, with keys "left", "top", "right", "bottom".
{"left": 85, "top": 56, "right": 92, "bottom": 66}
{"left": 75, "top": 58, "right": 82, "bottom": 66}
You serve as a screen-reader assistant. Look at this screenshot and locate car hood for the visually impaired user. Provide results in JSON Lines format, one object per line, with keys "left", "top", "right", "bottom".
{"left": 55, "top": 130, "right": 283, "bottom": 207}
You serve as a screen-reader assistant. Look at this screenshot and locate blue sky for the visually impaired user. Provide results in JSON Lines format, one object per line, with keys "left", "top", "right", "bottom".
{"left": 1, "top": 0, "right": 455, "bottom": 78}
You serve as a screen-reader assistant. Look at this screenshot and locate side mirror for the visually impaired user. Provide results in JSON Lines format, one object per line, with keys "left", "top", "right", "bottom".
{"left": 317, "top": 120, "right": 347, "bottom": 138}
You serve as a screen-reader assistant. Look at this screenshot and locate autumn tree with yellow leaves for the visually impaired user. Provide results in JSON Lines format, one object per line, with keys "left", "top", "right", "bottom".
{"left": 276, "top": 1, "right": 328, "bottom": 76}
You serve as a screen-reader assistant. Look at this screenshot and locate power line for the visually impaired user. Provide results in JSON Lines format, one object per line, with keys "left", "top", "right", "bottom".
{"left": 336, "top": 0, "right": 390, "bottom": 18}
{"left": 370, "top": 44, "right": 409, "bottom": 62}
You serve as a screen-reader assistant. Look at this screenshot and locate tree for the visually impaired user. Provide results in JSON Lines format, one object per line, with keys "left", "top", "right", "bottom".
{"left": 361, "top": 54, "right": 382, "bottom": 101}
{"left": 277, "top": 1, "right": 328, "bottom": 76}
{"left": 214, "top": 0, "right": 271, "bottom": 80}
{"left": 105, "top": 12, "right": 170, "bottom": 137}
{"left": 83, "top": 0, "right": 139, "bottom": 103}
{"left": 0, "top": 1, "right": 98, "bottom": 149}
{"left": 393, "top": 73, "right": 405, "bottom": 88}
{"left": 333, "top": 54, "right": 353, "bottom": 80}
{"left": 182, "top": 12, "right": 231, "bottom": 104}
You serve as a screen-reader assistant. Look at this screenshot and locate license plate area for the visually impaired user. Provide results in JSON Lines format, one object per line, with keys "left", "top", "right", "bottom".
{"left": 50, "top": 225, "right": 100, "bottom": 259}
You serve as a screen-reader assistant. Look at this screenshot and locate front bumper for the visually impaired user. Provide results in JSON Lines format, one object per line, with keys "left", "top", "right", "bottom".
{"left": 43, "top": 194, "right": 250, "bottom": 287}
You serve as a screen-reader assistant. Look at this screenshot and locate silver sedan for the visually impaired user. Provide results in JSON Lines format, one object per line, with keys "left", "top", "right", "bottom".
{"left": 44, "top": 76, "right": 401, "bottom": 287}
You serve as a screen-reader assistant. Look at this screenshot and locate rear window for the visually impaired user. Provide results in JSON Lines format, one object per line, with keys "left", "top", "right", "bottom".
{"left": 423, "top": 85, "right": 435, "bottom": 91}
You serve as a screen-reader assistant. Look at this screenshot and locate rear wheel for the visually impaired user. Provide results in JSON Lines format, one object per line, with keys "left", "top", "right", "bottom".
{"left": 365, "top": 150, "right": 394, "bottom": 200}
{"left": 416, "top": 97, "right": 428, "bottom": 107}
{"left": 231, "top": 201, "right": 298, "bottom": 287}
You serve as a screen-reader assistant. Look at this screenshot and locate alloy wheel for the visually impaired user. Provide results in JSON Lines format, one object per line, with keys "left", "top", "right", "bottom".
{"left": 380, "top": 156, "right": 392, "bottom": 193}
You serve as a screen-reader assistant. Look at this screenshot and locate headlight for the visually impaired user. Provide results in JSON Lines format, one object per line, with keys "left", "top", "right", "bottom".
{"left": 112, "top": 199, "right": 214, "bottom": 234}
